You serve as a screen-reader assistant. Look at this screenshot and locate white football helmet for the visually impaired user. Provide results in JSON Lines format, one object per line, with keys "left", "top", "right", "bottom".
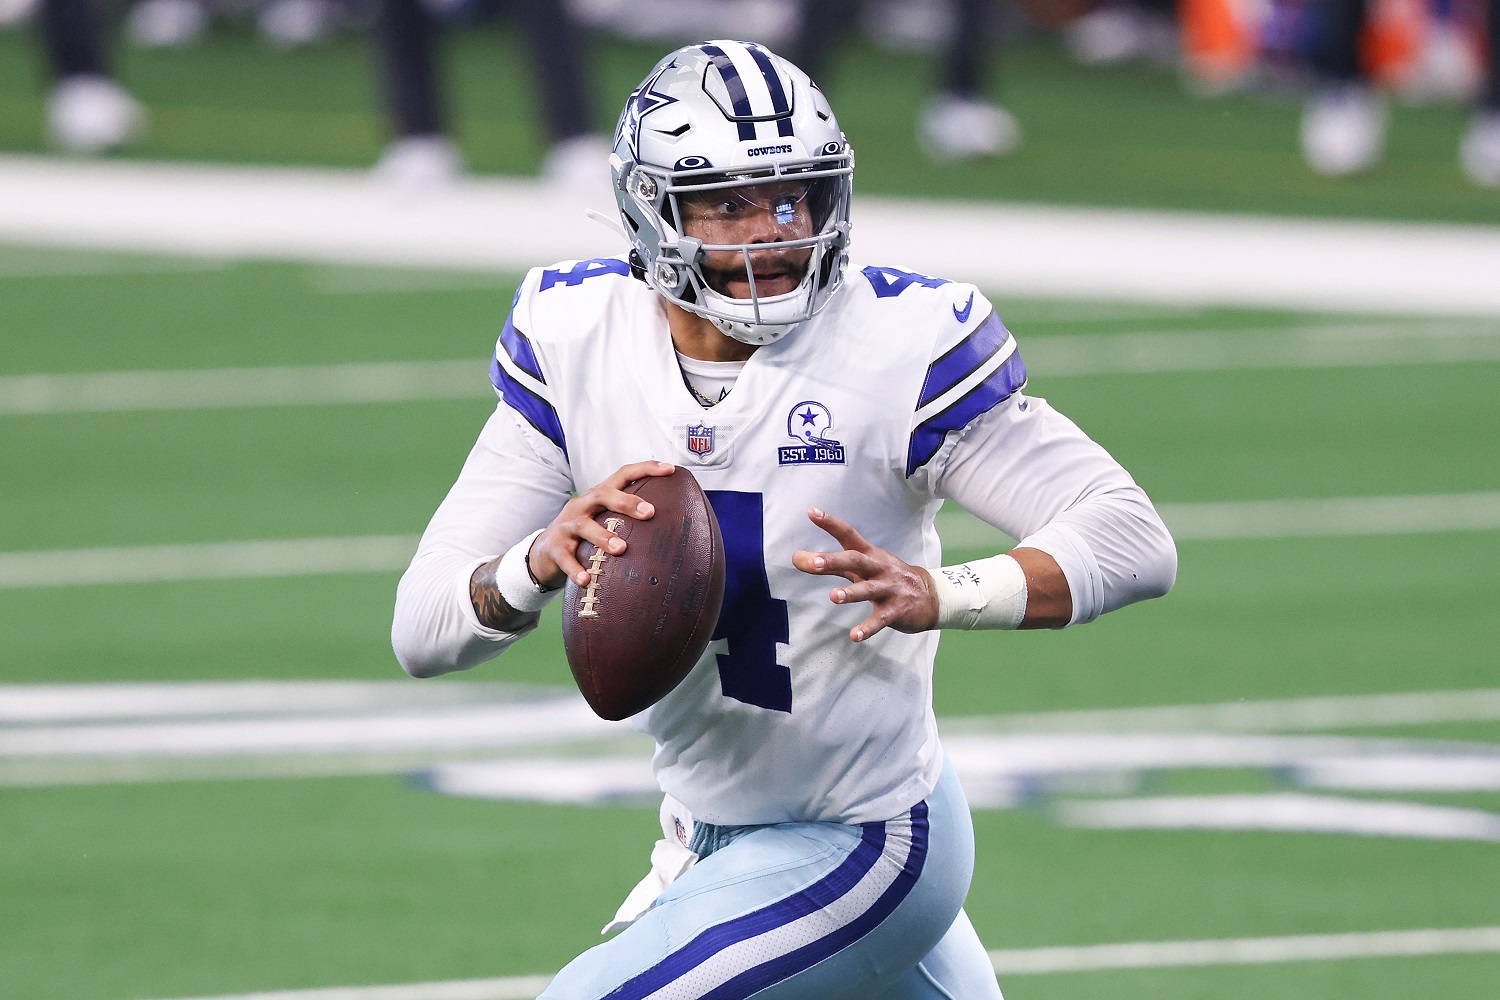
{"left": 610, "top": 40, "right": 854, "bottom": 345}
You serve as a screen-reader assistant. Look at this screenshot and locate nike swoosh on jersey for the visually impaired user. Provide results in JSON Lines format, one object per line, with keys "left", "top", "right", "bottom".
{"left": 952, "top": 292, "right": 975, "bottom": 323}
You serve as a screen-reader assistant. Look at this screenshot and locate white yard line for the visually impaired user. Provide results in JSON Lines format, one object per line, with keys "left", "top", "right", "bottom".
{"left": 946, "top": 688, "right": 1500, "bottom": 734}
{"left": 134, "top": 927, "right": 1500, "bottom": 999}
{"left": 1054, "top": 793, "right": 1500, "bottom": 841}
{"left": 3, "top": 493, "right": 1498, "bottom": 590}
{"left": 5, "top": 156, "right": 1500, "bottom": 315}
{"left": 986, "top": 925, "right": 1500, "bottom": 975}
{"left": 0, "top": 361, "right": 484, "bottom": 416}
{"left": 3, "top": 322, "right": 1496, "bottom": 416}
{"left": 0, "top": 535, "right": 420, "bottom": 589}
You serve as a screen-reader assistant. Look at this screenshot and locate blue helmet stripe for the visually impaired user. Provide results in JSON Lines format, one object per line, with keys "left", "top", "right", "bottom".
{"left": 742, "top": 43, "right": 797, "bottom": 138}
{"left": 917, "top": 310, "right": 1011, "bottom": 410}
{"left": 602, "top": 819, "right": 890, "bottom": 999}
{"left": 489, "top": 354, "right": 567, "bottom": 457}
{"left": 700, "top": 43, "right": 758, "bottom": 141}
{"left": 906, "top": 351, "right": 1028, "bottom": 476}
{"left": 498, "top": 314, "right": 545, "bottom": 384}
{"left": 697, "top": 802, "right": 930, "bottom": 1000}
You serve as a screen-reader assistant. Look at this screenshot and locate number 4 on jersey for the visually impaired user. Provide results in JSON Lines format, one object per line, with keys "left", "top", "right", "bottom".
{"left": 706, "top": 491, "right": 792, "bottom": 713}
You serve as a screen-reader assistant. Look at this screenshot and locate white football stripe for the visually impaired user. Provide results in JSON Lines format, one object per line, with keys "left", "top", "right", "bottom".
{"left": 0, "top": 361, "right": 484, "bottom": 416}
{"left": 987, "top": 925, "right": 1500, "bottom": 975}
{"left": 1055, "top": 793, "right": 1500, "bottom": 841}
{"left": 132, "top": 927, "right": 1500, "bottom": 998}
{"left": 6, "top": 156, "right": 1500, "bottom": 315}
{"left": 3, "top": 321, "right": 1494, "bottom": 417}
{"left": 0, "top": 679, "right": 538, "bottom": 723}
{"left": 0, "top": 535, "right": 420, "bottom": 589}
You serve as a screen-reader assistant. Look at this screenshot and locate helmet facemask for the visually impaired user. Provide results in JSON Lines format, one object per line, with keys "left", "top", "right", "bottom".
{"left": 615, "top": 153, "right": 853, "bottom": 346}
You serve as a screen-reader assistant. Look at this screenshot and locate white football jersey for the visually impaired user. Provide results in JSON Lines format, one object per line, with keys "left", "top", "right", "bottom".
{"left": 489, "top": 255, "right": 1030, "bottom": 827}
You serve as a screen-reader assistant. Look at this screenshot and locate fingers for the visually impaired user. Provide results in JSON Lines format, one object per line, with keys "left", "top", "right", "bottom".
{"left": 790, "top": 547, "right": 877, "bottom": 581}
{"left": 808, "top": 506, "right": 871, "bottom": 552}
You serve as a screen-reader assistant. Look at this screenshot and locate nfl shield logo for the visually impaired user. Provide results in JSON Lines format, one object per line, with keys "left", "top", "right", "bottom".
{"left": 686, "top": 423, "right": 715, "bottom": 457}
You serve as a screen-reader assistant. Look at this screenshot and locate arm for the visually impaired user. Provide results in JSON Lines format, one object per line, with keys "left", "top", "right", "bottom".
{"left": 936, "top": 391, "right": 1178, "bottom": 626}
{"left": 791, "top": 392, "right": 1175, "bottom": 640}
{"left": 391, "top": 405, "right": 573, "bottom": 678}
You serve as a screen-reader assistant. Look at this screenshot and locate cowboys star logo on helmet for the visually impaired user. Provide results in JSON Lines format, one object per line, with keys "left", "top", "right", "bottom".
{"left": 610, "top": 40, "right": 854, "bottom": 346}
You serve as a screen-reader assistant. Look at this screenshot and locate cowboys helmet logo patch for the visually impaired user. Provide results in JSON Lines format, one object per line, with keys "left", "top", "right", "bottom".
{"left": 686, "top": 423, "right": 716, "bottom": 457}
{"left": 779, "top": 401, "right": 845, "bottom": 466}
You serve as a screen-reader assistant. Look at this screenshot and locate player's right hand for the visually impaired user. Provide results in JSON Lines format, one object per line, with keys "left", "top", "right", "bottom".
{"left": 527, "top": 461, "right": 674, "bottom": 590}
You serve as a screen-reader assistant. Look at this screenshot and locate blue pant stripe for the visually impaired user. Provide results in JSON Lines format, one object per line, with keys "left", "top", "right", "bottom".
{"left": 603, "top": 819, "right": 891, "bottom": 1000}
{"left": 698, "top": 802, "right": 931, "bottom": 1000}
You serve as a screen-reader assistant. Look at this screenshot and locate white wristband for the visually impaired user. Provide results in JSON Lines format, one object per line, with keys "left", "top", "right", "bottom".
{"left": 495, "top": 528, "right": 559, "bottom": 615}
{"left": 927, "top": 553, "right": 1028, "bottom": 630}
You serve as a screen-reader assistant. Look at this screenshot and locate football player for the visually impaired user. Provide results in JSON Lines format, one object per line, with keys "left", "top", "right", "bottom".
{"left": 393, "top": 40, "right": 1177, "bottom": 1000}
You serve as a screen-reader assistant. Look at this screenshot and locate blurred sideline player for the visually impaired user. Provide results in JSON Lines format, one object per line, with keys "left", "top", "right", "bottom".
{"left": 793, "top": 0, "right": 1023, "bottom": 160}
{"left": 37, "top": 0, "right": 146, "bottom": 152}
{"left": 1301, "top": 0, "right": 1500, "bottom": 185}
{"left": 393, "top": 40, "right": 1176, "bottom": 999}
{"left": 370, "top": 0, "right": 609, "bottom": 189}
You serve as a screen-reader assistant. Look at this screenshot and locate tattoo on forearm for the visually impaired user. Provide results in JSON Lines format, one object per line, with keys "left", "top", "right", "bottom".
{"left": 469, "top": 558, "right": 537, "bottom": 632}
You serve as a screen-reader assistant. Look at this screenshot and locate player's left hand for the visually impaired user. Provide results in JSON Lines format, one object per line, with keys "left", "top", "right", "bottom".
{"left": 792, "top": 507, "right": 939, "bottom": 643}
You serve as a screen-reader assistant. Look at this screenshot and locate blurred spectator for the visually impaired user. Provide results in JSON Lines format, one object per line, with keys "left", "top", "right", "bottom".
{"left": 37, "top": 0, "right": 146, "bottom": 152}
{"left": 1301, "top": 0, "right": 1498, "bottom": 185}
{"left": 370, "top": 0, "right": 610, "bottom": 190}
{"left": 792, "top": 0, "right": 1021, "bottom": 161}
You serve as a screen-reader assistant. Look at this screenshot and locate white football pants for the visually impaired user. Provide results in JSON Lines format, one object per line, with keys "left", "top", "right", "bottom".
{"left": 539, "top": 758, "right": 1003, "bottom": 1000}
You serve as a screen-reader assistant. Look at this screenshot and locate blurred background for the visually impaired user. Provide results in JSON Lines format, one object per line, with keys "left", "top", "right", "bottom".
{"left": 1, "top": 2, "right": 1498, "bottom": 999}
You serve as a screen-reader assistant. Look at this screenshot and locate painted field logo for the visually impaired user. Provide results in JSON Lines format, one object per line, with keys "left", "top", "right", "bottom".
{"left": 686, "top": 423, "right": 716, "bottom": 457}
{"left": 779, "top": 401, "right": 845, "bottom": 466}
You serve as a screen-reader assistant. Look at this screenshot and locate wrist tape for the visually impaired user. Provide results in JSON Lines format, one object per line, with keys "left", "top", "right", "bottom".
{"left": 494, "top": 528, "right": 559, "bottom": 615}
{"left": 928, "top": 553, "right": 1028, "bottom": 630}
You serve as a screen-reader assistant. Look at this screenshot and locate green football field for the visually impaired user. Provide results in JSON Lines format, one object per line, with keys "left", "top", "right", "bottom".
{"left": 1, "top": 247, "right": 1498, "bottom": 1000}
{"left": 1, "top": 15, "right": 1499, "bottom": 999}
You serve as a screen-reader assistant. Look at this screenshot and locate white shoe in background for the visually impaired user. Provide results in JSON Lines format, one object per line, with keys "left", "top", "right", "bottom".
{"left": 541, "top": 134, "right": 615, "bottom": 195}
{"left": 1459, "top": 112, "right": 1500, "bottom": 188}
{"left": 46, "top": 75, "right": 146, "bottom": 154}
{"left": 1300, "top": 85, "right": 1387, "bottom": 176}
{"left": 372, "top": 134, "right": 464, "bottom": 191}
{"left": 258, "top": 0, "right": 334, "bottom": 48}
{"left": 126, "top": 0, "right": 207, "bottom": 49}
{"left": 918, "top": 94, "right": 1022, "bottom": 163}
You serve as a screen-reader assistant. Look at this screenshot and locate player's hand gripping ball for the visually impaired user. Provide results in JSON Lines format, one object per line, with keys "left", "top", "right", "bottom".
{"left": 562, "top": 468, "right": 725, "bottom": 721}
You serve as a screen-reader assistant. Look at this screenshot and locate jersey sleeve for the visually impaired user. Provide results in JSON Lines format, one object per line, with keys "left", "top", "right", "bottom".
{"left": 904, "top": 289, "right": 1028, "bottom": 488}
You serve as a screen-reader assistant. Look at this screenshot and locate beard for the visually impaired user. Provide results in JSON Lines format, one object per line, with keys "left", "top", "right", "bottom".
{"left": 700, "top": 245, "right": 813, "bottom": 299}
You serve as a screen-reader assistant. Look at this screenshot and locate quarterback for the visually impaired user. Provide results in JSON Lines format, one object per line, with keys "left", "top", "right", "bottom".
{"left": 393, "top": 40, "right": 1176, "bottom": 1000}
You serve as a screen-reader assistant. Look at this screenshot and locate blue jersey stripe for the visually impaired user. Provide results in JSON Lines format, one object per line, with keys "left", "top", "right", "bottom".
{"left": 489, "top": 354, "right": 567, "bottom": 457}
{"left": 917, "top": 311, "right": 1011, "bottom": 410}
{"left": 698, "top": 802, "right": 931, "bottom": 1000}
{"left": 603, "top": 820, "right": 888, "bottom": 1000}
{"left": 906, "top": 351, "right": 1028, "bottom": 476}
{"left": 498, "top": 315, "right": 545, "bottom": 383}
{"left": 701, "top": 43, "right": 758, "bottom": 141}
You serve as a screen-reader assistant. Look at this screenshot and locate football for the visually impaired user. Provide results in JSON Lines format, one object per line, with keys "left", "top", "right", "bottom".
{"left": 562, "top": 467, "right": 726, "bottom": 721}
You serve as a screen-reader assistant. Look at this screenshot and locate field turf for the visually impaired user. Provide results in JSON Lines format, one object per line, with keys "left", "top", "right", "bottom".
{"left": 1, "top": 248, "right": 1497, "bottom": 1000}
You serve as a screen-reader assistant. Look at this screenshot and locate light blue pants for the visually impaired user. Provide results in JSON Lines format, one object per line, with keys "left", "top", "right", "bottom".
{"left": 540, "top": 759, "right": 1003, "bottom": 1000}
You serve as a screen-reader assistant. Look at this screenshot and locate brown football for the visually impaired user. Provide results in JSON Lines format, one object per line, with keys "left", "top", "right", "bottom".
{"left": 562, "top": 468, "right": 725, "bottom": 721}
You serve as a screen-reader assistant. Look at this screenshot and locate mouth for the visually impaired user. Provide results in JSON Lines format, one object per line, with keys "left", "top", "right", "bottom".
{"left": 710, "top": 259, "right": 804, "bottom": 299}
